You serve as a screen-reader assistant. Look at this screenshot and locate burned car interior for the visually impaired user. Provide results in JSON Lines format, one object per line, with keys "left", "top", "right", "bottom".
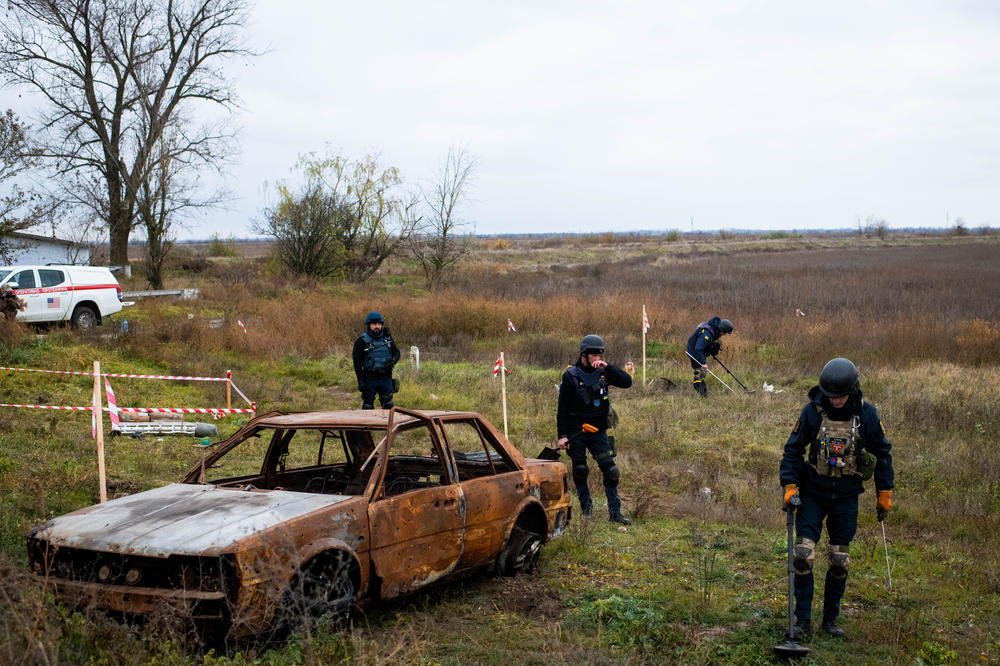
{"left": 200, "top": 417, "right": 520, "bottom": 497}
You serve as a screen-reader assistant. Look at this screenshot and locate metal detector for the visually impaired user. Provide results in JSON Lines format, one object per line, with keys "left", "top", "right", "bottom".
{"left": 711, "top": 355, "right": 756, "bottom": 394}
{"left": 685, "top": 350, "right": 736, "bottom": 393}
{"left": 774, "top": 495, "right": 810, "bottom": 658}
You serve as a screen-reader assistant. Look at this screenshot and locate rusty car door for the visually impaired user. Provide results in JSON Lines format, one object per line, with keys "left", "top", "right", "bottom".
{"left": 367, "top": 420, "right": 465, "bottom": 598}
{"left": 439, "top": 417, "right": 526, "bottom": 570}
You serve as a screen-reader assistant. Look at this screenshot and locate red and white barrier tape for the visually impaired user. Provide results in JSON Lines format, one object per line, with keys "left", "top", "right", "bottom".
{"left": 0, "top": 403, "right": 255, "bottom": 414}
{"left": 0, "top": 366, "right": 230, "bottom": 382}
{"left": 229, "top": 381, "right": 253, "bottom": 407}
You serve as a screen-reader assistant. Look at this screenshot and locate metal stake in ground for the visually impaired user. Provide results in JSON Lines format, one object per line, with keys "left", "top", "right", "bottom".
{"left": 774, "top": 495, "right": 810, "bottom": 658}
{"left": 685, "top": 350, "right": 735, "bottom": 392}
{"left": 881, "top": 518, "right": 893, "bottom": 591}
{"left": 710, "top": 355, "right": 756, "bottom": 394}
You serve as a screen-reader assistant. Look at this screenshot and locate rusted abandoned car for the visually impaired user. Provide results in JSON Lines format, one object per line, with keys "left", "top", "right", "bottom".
{"left": 27, "top": 408, "right": 571, "bottom": 637}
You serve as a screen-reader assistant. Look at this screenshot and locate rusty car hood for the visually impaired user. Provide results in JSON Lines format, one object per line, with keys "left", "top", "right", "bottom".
{"left": 34, "top": 483, "right": 355, "bottom": 557}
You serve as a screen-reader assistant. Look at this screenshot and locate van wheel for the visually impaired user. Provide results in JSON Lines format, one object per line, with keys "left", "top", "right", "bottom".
{"left": 71, "top": 305, "right": 98, "bottom": 330}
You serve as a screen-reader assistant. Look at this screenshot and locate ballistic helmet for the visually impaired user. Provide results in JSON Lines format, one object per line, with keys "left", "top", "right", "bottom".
{"left": 365, "top": 311, "right": 384, "bottom": 326}
{"left": 579, "top": 334, "right": 605, "bottom": 355}
{"left": 819, "top": 357, "right": 859, "bottom": 397}
{"left": 718, "top": 319, "right": 734, "bottom": 334}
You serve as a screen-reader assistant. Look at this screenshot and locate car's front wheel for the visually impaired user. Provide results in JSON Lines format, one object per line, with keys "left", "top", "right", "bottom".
{"left": 275, "top": 553, "right": 355, "bottom": 635}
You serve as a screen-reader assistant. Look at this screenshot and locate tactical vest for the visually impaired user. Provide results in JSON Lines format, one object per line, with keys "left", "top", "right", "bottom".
{"left": 808, "top": 406, "right": 862, "bottom": 478}
{"left": 361, "top": 333, "right": 394, "bottom": 373}
{"left": 567, "top": 365, "right": 609, "bottom": 421}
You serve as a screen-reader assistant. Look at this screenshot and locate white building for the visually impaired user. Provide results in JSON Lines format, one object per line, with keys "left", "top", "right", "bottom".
{"left": 0, "top": 231, "right": 91, "bottom": 266}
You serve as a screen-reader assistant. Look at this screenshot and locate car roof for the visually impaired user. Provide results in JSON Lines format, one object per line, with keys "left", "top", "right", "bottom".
{"left": 251, "top": 409, "right": 482, "bottom": 428}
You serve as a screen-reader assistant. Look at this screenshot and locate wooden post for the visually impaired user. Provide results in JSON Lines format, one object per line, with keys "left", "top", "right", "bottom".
{"left": 642, "top": 305, "right": 647, "bottom": 387}
{"left": 94, "top": 361, "right": 107, "bottom": 503}
{"left": 500, "top": 352, "right": 508, "bottom": 439}
{"left": 226, "top": 369, "right": 232, "bottom": 410}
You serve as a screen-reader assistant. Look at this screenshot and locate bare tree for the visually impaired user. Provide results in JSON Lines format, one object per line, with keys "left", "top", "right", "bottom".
{"left": 411, "top": 146, "right": 477, "bottom": 288}
{"left": 0, "top": 109, "right": 43, "bottom": 262}
{"left": 0, "top": 0, "right": 252, "bottom": 268}
{"left": 138, "top": 118, "right": 230, "bottom": 288}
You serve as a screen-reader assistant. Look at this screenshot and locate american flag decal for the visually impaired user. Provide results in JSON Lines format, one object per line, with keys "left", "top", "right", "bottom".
{"left": 47, "top": 296, "right": 61, "bottom": 308}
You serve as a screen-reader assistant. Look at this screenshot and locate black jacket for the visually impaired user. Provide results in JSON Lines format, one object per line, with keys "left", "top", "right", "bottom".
{"left": 557, "top": 359, "right": 632, "bottom": 438}
{"left": 352, "top": 328, "right": 401, "bottom": 385}
{"left": 686, "top": 317, "right": 723, "bottom": 366}
{"left": 779, "top": 386, "right": 894, "bottom": 499}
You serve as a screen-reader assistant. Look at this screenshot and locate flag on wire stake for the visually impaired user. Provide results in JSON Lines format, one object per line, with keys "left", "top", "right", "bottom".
{"left": 795, "top": 308, "right": 806, "bottom": 317}
{"left": 104, "top": 376, "right": 121, "bottom": 432}
{"left": 642, "top": 305, "right": 650, "bottom": 333}
{"left": 237, "top": 319, "right": 248, "bottom": 334}
{"left": 507, "top": 318, "right": 516, "bottom": 332}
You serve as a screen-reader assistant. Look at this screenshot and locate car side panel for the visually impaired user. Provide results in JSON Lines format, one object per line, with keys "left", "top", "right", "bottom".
{"left": 458, "top": 470, "right": 526, "bottom": 570}
{"left": 367, "top": 483, "right": 465, "bottom": 598}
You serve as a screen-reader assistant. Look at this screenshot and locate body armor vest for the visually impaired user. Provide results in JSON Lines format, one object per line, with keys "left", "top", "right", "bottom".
{"left": 567, "top": 365, "right": 608, "bottom": 421}
{"left": 361, "top": 333, "right": 394, "bottom": 373}
{"left": 809, "top": 406, "right": 862, "bottom": 478}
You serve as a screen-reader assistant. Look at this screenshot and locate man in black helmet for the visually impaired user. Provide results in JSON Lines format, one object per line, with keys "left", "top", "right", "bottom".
{"left": 352, "top": 311, "right": 401, "bottom": 409}
{"left": 686, "top": 316, "right": 734, "bottom": 397}
{"left": 557, "top": 334, "right": 633, "bottom": 524}
{"left": 779, "top": 357, "right": 895, "bottom": 640}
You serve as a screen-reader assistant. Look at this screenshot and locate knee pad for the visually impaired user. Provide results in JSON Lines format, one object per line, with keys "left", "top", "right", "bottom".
{"left": 793, "top": 537, "right": 816, "bottom": 575}
{"left": 572, "top": 461, "right": 589, "bottom": 486}
{"left": 599, "top": 461, "right": 620, "bottom": 485}
{"left": 828, "top": 544, "right": 850, "bottom": 579}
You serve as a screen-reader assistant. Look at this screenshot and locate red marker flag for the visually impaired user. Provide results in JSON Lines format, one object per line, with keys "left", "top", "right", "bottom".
{"left": 104, "top": 376, "right": 121, "bottom": 432}
{"left": 795, "top": 308, "right": 806, "bottom": 317}
{"left": 507, "top": 318, "right": 516, "bottom": 332}
{"left": 642, "top": 306, "right": 650, "bottom": 333}
{"left": 492, "top": 355, "right": 511, "bottom": 376}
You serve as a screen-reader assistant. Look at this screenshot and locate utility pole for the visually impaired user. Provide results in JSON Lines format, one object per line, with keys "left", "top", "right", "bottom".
{"left": 690, "top": 217, "right": 694, "bottom": 233}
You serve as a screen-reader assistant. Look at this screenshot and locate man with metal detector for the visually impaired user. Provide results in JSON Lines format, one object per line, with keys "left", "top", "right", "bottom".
{"left": 686, "top": 316, "right": 734, "bottom": 397}
{"left": 352, "top": 311, "right": 401, "bottom": 410}
{"left": 557, "top": 334, "right": 633, "bottom": 525}
{"left": 779, "top": 357, "right": 894, "bottom": 641}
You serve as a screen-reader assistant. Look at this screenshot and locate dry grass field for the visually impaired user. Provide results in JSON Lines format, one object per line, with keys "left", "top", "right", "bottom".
{"left": 1, "top": 230, "right": 998, "bottom": 664}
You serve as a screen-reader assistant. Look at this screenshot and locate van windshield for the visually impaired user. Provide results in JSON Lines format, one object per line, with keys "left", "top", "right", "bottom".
{"left": 0, "top": 270, "right": 11, "bottom": 283}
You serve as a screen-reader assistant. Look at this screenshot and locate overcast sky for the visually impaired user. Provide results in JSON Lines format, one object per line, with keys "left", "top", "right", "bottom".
{"left": 6, "top": 1, "right": 1000, "bottom": 238}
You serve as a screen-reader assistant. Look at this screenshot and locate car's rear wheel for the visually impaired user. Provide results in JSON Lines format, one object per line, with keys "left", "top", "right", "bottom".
{"left": 498, "top": 523, "right": 543, "bottom": 576}
{"left": 71, "top": 304, "right": 98, "bottom": 330}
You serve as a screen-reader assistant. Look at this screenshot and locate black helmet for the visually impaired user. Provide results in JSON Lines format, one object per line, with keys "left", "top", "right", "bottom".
{"left": 819, "top": 357, "right": 859, "bottom": 397}
{"left": 718, "top": 319, "right": 734, "bottom": 334}
{"left": 579, "top": 334, "right": 605, "bottom": 355}
{"left": 365, "top": 311, "right": 384, "bottom": 326}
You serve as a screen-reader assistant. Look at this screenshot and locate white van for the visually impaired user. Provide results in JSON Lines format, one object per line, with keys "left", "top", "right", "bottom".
{"left": 0, "top": 265, "right": 125, "bottom": 329}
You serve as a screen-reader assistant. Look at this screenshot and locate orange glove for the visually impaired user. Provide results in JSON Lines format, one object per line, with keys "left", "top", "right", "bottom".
{"left": 783, "top": 484, "right": 799, "bottom": 507}
{"left": 877, "top": 490, "right": 892, "bottom": 521}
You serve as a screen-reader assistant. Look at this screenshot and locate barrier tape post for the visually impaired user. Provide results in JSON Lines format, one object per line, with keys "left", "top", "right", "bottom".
{"left": 226, "top": 370, "right": 232, "bottom": 410}
{"left": 94, "top": 361, "right": 107, "bottom": 504}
